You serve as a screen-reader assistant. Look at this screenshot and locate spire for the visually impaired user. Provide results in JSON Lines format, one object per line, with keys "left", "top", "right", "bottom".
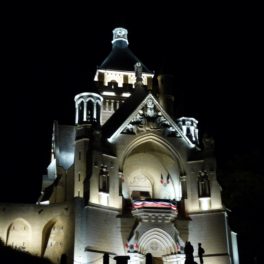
{"left": 98, "top": 27, "right": 152, "bottom": 73}
{"left": 112, "top": 27, "right": 129, "bottom": 48}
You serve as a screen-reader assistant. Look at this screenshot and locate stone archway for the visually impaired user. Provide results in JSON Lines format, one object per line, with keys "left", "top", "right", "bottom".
{"left": 120, "top": 134, "right": 186, "bottom": 176}
{"left": 127, "top": 172, "right": 153, "bottom": 198}
{"left": 6, "top": 218, "right": 32, "bottom": 251}
{"left": 42, "top": 218, "right": 65, "bottom": 262}
{"left": 121, "top": 136, "right": 184, "bottom": 201}
{"left": 139, "top": 228, "right": 177, "bottom": 257}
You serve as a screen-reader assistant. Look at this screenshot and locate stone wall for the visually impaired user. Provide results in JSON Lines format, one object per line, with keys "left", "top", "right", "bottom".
{"left": 0, "top": 201, "right": 74, "bottom": 264}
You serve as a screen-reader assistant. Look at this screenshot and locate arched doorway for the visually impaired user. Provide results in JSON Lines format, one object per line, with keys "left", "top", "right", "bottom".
{"left": 139, "top": 228, "right": 177, "bottom": 257}
{"left": 121, "top": 136, "right": 185, "bottom": 264}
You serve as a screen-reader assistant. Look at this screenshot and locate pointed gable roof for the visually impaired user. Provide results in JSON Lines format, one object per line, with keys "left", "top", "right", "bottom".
{"left": 98, "top": 27, "right": 152, "bottom": 74}
{"left": 103, "top": 92, "right": 195, "bottom": 148}
{"left": 99, "top": 46, "right": 152, "bottom": 73}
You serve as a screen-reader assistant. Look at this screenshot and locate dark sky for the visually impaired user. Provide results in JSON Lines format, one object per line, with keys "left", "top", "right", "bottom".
{"left": 1, "top": 5, "right": 263, "bottom": 263}
{"left": 2, "top": 1, "right": 261, "bottom": 209}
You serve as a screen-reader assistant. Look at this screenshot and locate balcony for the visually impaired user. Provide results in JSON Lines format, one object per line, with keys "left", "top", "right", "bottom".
{"left": 131, "top": 199, "right": 178, "bottom": 222}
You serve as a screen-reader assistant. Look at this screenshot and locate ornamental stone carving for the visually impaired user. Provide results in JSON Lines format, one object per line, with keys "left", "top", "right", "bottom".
{"left": 122, "top": 101, "right": 180, "bottom": 137}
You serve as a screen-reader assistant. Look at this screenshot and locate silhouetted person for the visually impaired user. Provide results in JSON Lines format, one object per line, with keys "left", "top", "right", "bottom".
{"left": 198, "top": 243, "right": 205, "bottom": 264}
{"left": 184, "top": 241, "right": 194, "bottom": 264}
{"left": 146, "top": 253, "right": 153, "bottom": 264}
{"left": 60, "top": 253, "right": 67, "bottom": 264}
{"left": 103, "top": 253, "right": 109, "bottom": 264}
{"left": 113, "top": 255, "right": 130, "bottom": 264}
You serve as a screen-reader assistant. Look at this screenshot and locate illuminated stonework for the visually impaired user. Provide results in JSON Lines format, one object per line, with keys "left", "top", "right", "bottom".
{"left": 74, "top": 92, "right": 103, "bottom": 124}
{"left": 0, "top": 27, "right": 239, "bottom": 264}
{"left": 199, "top": 197, "right": 211, "bottom": 211}
{"left": 94, "top": 69, "right": 153, "bottom": 87}
{"left": 112, "top": 27, "right": 128, "bottom": 46}
{"left": 176, "top": 117, "right": 199, "bottom": 144}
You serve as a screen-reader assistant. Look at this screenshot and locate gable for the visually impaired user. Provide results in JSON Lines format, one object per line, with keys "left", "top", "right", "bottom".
{"left": 108, "top": 94, "right": 195, "bottom": 147}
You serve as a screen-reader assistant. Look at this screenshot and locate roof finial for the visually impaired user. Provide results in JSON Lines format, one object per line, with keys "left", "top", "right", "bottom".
{"left": 112, "top": 27, "right": 129, "bottom": 48}
{"left": 134, "top": 62, "right": 143, "bottom": 83}
{"left": 135, "top": 62, "right": 152, "bottom": 92}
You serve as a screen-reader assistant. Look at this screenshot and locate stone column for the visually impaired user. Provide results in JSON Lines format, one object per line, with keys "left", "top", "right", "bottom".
{"left": 83, "top": 101, "right": 87, "bottom": 121}
{"left": 93, "top": 102, "right": 97, "bottom": 120}
{"left": 106, "top": 100, "right": 109, "bottom": 111}
{"left": 111, "top": 100, "right": 114, "bottom": 111}
{"left": 75, "top": 103, "right": 79, "bottom": 124}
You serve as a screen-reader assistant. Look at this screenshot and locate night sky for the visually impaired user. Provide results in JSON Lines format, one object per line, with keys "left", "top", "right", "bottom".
{"left": 1, "top": 4, "right": 263, "bottom": 263}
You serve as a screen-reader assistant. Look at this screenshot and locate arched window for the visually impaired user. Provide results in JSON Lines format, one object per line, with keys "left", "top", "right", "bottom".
{"left": 87, "top": 100, "right": 94, "bottom": 123}
{"left": 109, "top": 80, "right": 118, "bottom": 88}
{"left": 99, "top": 165, "right": 109, "bottom": 193}
{"left": 6, "top": 218, "right": 32, "bottom": 251}
{"left": 198, "top": 170, "right": 210, "bottom": 198}
{"left": 78, "top": 100, "right": 84, "bottom": 123}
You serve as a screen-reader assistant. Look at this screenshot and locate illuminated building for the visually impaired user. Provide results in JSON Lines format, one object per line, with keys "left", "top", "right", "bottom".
{"left": 0, "top": 27, "right": 239, "bottom": 264}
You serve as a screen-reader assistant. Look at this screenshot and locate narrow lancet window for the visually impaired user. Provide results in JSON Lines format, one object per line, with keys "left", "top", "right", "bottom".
{"left": 99, "top": 165, "right": 109, "bottom": 193}
{"left": 198, "top": 170, "right": 210, "bottom": 198}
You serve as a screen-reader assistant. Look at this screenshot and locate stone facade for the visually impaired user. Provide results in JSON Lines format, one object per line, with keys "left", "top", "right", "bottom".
{"left": 0, "top": 28, "right": 239, "bottom": 264}
{"left": 0, "top": 201, "right": 74, "bottom": 263}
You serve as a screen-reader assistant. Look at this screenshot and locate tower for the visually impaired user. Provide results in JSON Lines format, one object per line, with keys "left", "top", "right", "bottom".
{"left": 74, "top": 92, "right": 103, "bottom": 199}
{"left": 0, "top": 27, "right": 239, "bottom": 264}
{"left": 94, "top": 27, "right": 154, "bottom": 125}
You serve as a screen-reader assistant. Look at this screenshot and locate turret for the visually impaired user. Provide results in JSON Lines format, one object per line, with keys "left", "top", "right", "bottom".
{"left": 74, "top": 92, "right": 103, "bottom": 125}
{"left": 176, "top": 117, "right": 199, "bottom": 145}
{"left": 73, "top": 92, "right": 103, "bottom": 199}
{"left": 111, "top": 27, "right": 129, "bottom": 48}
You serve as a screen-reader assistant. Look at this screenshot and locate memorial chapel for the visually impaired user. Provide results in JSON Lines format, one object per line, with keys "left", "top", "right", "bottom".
{"left": 0, "top": 27, "right": 239, "bottom": 264}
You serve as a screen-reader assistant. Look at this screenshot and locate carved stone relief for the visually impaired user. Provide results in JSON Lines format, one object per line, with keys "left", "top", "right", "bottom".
{"left": 122, "top": 99, "right": 181, "bottom": 137}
